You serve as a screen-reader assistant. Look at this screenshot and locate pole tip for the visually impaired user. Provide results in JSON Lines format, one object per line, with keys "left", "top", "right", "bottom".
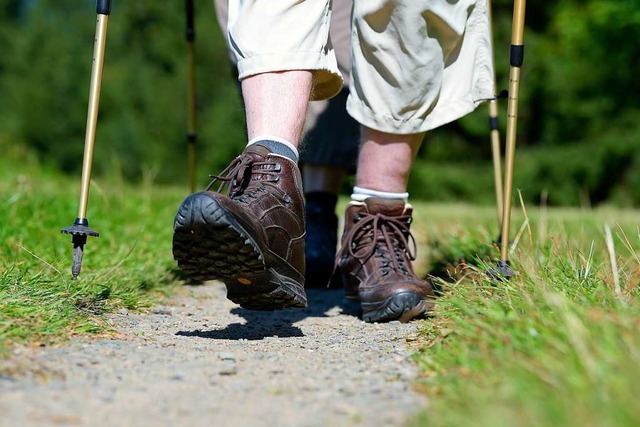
{"left": 487, "top": 260, "right": 517, "bottom": 282}
{"left": 71, "top": 240, "right": 85, "bottom": 279}
{"left": 61, "top": 219, "right": 99, "bottom": 279}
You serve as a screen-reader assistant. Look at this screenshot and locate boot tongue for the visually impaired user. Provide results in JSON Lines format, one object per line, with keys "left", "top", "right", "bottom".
{"left": 242, "top": 143, "right": 271, "bottom": 159}
{"left": 363, "top": 197, "right": 407, "bottom": 216}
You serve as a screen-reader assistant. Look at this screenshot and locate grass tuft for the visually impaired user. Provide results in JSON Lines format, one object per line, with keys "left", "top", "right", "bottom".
{"left": 0, "top": 159, "right": 187, "bottom": 355}
{"left": 410, "top": 203, "right": 640, "bottom": 427}
{"left": 3, "top": 157, "right": 640, "bottom": 425}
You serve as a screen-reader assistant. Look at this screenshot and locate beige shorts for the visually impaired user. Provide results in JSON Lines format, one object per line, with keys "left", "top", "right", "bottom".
{"left": 226, "top": 0, "right": 495, "bottom": 134}
{"left": 214, "top": 0, "right": 354, "bottom": 130}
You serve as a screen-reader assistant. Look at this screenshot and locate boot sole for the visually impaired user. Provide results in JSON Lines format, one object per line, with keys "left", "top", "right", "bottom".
{"left": 172, "top": 192, "right": 307, "bottom": 310}
{"left": 361, "top": 292, "right": 430, "bottom": 323}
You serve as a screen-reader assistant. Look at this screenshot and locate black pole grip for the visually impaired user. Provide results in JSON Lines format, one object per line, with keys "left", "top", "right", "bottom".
{"left": 186, "top": 0, "right": 195, "bottom": 42}
{"left": 510, "top": 44, "right": 525, "bottom": 68}
{"left": 489, "top": 116, "right": 499, "bottom": 131}
{"left": 97, "top": 0, "right": 112, "bottom": 16}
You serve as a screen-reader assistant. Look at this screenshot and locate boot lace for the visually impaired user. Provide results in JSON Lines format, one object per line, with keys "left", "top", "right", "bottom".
{"left": 205, "top": 153, "right": 281, "bottom": 199}
{"left": 337, "top": 211, "right": 417, "bottom": 277}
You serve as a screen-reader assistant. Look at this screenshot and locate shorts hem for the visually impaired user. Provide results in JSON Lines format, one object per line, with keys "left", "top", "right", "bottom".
{"left": 237, "top": 52, "right": 343, "bottom": 101}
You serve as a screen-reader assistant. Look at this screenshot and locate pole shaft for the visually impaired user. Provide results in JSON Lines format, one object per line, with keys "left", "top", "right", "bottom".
{"left": 77, "top": 14, "right": 109, "bottom": 219}
{"left": 186, "top": 0, "right": 195, "bottom": 41}
{"left": 186, "top": 0, "right": 197, "bottom": 192}
{"left": 486, "top": 0, "right": 503, "bottom": 228}
{"left": 499, "top": 0, "right": 527, "bottom": 262}
{"left": 187, "top": 33, "right": 197, "bottom": 193}
{"left": 489, "top": 100, "right": 503, "bottom": 225}
{"left": 500, "top": 66, "right": 521, "bottom": 261}
{"left": 511, "top": 0, "right": 526, "bottom": 45}
{"left": 187, "top": 45, "right": 197, "bottom": 135}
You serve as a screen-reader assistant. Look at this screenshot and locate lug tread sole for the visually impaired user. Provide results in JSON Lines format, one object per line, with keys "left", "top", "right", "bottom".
{"left": 361, "top": 292, "right": 429, "bottom": 323}
{"left": 172, "top": 193, "right": 306, "bottom": 310}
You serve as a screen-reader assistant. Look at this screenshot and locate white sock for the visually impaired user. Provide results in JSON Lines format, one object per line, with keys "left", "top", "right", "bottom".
{"left": 351, "top": 186, "right": 409, "bottom": 202}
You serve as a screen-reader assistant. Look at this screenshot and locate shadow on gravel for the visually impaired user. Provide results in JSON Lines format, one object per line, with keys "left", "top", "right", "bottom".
{"left": 176, "top": 289, "right": 359, "bottom": 341}
{"left": 176, "top": 321, "right": 305, "bottom": 340}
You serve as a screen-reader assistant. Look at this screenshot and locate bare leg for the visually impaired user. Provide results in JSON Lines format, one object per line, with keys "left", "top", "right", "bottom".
{"left": 242, "top": 71, "right": 313, "bottom": 146}
{"left": 174, "top": 70, "right": 315, "bottom": 309}
{"left": 333, "top": 126, "right": 433, "bottom": 322}
{"left": 356, "top": 126, "right": 425, "bottom": 193}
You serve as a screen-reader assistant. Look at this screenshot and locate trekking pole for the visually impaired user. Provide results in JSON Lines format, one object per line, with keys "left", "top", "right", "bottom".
{"left": 186, "top": 0, "right": 198, "bottom": 192}
{"left": 487, "top": 0, "right": 504, "bottom": 232}
{"left": 494, "top": 0, "right": 526, "bottom": 278}
{"left": 61, "top": 0, "right": 111, "bottom": 279}
{"left": 489, "top": 99, "right": 503, "bottom": 228}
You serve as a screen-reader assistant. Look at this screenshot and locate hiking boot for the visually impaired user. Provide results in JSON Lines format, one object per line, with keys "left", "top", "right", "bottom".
{"left": 172, "top": 144, "right": 307, "bottom": 310}
{"left": 304, "top": 192, "right": 338, "bottom": 288}
{"left": 332, "top": 198, "right": 434, "bottom": 323}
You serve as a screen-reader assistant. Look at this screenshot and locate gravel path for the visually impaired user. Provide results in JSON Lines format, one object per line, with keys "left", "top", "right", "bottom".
{"left": 0, "top": 283, "right": 427, "bottom": 427}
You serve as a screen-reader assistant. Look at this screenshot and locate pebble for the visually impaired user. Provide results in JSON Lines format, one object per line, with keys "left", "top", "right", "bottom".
{"left": 0, "top": 286, "right": 427, "bottom": 426}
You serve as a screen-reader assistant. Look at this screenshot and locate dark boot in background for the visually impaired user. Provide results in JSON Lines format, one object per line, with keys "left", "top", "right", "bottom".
{"left": 304, "top": 191, "right": 338, "bottom": 288}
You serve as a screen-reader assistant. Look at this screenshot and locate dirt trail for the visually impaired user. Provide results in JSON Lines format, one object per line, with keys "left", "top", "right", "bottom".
{"left": 0, "top": 283, "right": 427, "bottom": 427}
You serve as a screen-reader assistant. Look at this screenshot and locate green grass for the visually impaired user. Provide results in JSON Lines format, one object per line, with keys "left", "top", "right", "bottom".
{"left": 0, "top": 154, "right": 185, "bottom": 354}
{"left": 2, "top": 154, "right": 640, "bottom": 425}
{"left": 409, "top": 203, "right": 640, "bottom": 426}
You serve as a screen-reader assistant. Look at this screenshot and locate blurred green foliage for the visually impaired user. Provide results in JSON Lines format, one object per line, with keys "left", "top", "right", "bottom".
{"left": 0, "top": 0, "right": 246, "bottom": 186}
{"left": 1, "top": 0, "right": 639, "bottom": 206}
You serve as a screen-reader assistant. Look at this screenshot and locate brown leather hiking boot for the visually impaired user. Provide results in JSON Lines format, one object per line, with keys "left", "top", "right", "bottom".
{"left": 332, "top": 198, "right": 434, "bottom": 323}
{"left": 172, "top": 144, "right": 307, "bottom": 310}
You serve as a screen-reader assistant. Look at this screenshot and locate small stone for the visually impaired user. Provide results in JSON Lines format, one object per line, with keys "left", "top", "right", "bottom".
{"left": 217, "top": 352, "right": 235, "bottom": 362}
{"left": 405, "top": 334, "right": 419, "bottom": 342}
{"left": 219, "top": 365, "right": 237, "bottom": 376}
